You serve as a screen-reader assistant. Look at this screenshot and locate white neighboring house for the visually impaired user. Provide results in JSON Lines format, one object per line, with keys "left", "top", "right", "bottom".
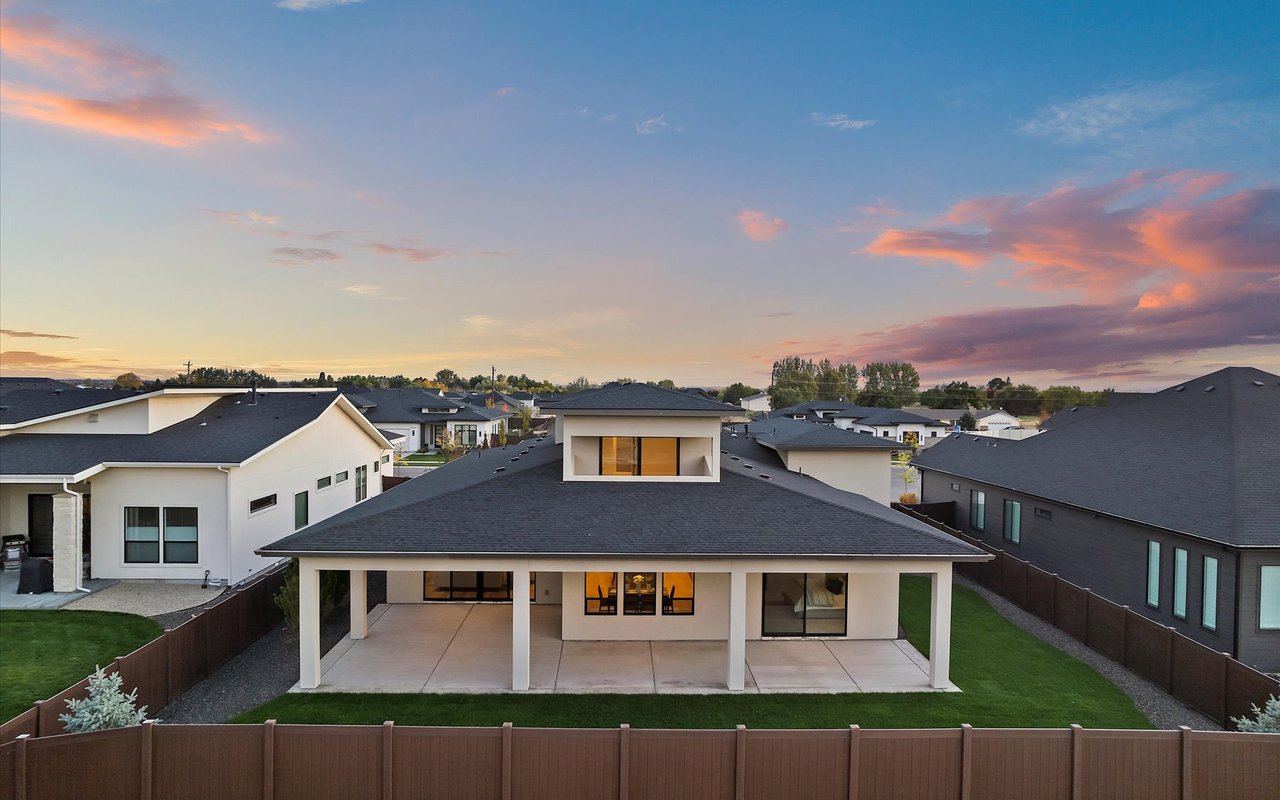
{"left": 840, "top": 408, "right": 952, "bottom": 447}
{"left": 974, "top": 409, "right": 1022, "bottom": 431}
{"left": 340, "top": 387, "right": 509, "bottom": 454}
{"left": 0, "top": 382, "right": 392, "bottom": 592}
{"left": 740, "top": 392, "right": 771, "bottom": 413}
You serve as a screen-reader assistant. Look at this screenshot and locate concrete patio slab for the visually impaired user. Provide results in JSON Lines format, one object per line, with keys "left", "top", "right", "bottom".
{"left": 651, "top": 641, "right": 757, "bottom": 693}
{"left": 0, "top": 570, "right": 114, "bottom": 609}
{"left": 745, "top": 640, "right": 857, "bottom": 692}
{"left": 556, "top": 641, "right": 655, "bottom": 693}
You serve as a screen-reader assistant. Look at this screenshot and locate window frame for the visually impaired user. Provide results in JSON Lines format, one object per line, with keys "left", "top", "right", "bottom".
{"left": 1201, "top": 556, "right": 1218, "bottom": 632}
{"left": 123, "top": 506, "right": 161, "bottom": 564}
{"left": 1002, "top": 499, "right": 1021, "bottom": 544}
{"left": 1260, "top": 565, "right": 1280, "bottom": 631}
{"left": 661, "top": 571, "right": 695, "bottom": 616}
{"left": 969, "top": 490, "right": 986, "bottom": 531}
{"left": 316, "top": 475, "right": 332, "bottom": 491}
{"left": 249, "top": 494, "right": 277, "bottom": 515}
{"left": 1146, "top": 540, "right": 1161, "bottom": 609}
{"left": 1172, "top": 547, "right": 1188, "bottom": 620}
{"left": 598, "top": 436, "right": 681, "bottom": 477}
{"left": 162, "top": 507, "right": 198, "bottom": 564}
{"left": 355, "top": 465, "right": 368, "bottom": 502}
{"left": 584, "top": 571, "right": 619, "bottom": 616}
{"left": 621, "top": 571, "right": 659, "bottom": 615}
{"left": 294, "top": 491, "right": 309, "bottom": 531}
{"left": 336, "top": 470, "right": 349, "bottom": 483}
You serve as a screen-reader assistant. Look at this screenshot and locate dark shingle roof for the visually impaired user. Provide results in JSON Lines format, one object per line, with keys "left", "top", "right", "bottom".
{"left": 544, "top": 382, "right": 741, "bottom": 413}
{"left": 914, "top": 367, "right": 1280, "bottom": 547}
{"left": 259, "top": 440, "right": 985, "bottom": 559}
{"left": 849, "top": 408, "right": 948, "bottom": 427}
{"left": 1038, "top": 405, "right": 1107, "bottom": 431}
{"left": 337, "top": 387, "right": 509, "bottom": 423}
{"left": 0, "top": 387, "right": 156, "bottom": 424}
{"left": 744, "top": 417, "right": 901, "bottom": 450}
{"left": 0, "top": 392, "right": 344, "bottom": 476}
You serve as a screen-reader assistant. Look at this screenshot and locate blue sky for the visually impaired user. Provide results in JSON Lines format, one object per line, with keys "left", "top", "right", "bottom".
{"left": 1, "top": 1, "right": 1277, "bottom": 387}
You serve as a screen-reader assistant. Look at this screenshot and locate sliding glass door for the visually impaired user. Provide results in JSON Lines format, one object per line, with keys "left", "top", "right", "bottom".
{"left": 761, "top": 573, "right": 848, "bottom": 636}
{"left": 423, "top": 571, "right": 535, "bottom": 601}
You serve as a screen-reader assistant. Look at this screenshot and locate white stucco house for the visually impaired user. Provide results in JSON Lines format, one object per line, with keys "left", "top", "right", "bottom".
{"left": 339, "top": 387, "right": 509, "bottom": 454}
{"left": 974, "top": 409, "right": 1022, "bottom": 431}
{"left": 740, "top": 392, "right": 771, "bottom": 413}
{"left": 0, "top": 381, "right": 392, "bottom": 592}
{"left": 260, "top": 382, "right": 987, "bottom": 694}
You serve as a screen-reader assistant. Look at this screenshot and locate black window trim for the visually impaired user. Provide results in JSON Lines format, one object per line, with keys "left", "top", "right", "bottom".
{"left": 597, "top": 436, "right": 681, "bottom": 477}
{"left": 249, "top": 493, "right": 278, "bottom": 515}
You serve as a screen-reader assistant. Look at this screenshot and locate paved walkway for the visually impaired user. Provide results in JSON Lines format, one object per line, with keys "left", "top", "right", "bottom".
{"left": 303, "top": 604, "right": 955, "bottom": 695}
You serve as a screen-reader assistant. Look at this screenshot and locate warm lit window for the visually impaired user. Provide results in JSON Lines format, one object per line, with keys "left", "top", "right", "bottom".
{"left": 969, "top": 490, "right": 985, "bottom": 531}
{"left": 600, "top": 437, "right": 678, "bottom": 476}
{"left": 622, "top": 572, "right": 658, "bottom": 615}
{"left": 1202, "top": 556, "right": 1218, "bottom": 631}
{"left": 584, "top": 572, "right": 617, "bottom": 615}
{"left": 1002, "top": 500, "right": 1021, "bottom": 544}
{"left": 662, "top": 572, "right": 694, "bottom": 615}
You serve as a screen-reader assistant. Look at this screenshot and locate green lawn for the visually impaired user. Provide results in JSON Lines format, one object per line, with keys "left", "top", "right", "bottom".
{"left": 0, "top": 610, "right": 162, "bottom": 722}
{"left": 234, "top": 578, "right": 1151, "bottom": 729}
{"left": 396, "top": 452, "right": 449, "bottom": 466}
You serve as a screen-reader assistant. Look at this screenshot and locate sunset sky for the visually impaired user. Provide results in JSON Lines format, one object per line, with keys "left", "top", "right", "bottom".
{"left": 1, "top": 1, "right": 1277, "bottom": 389}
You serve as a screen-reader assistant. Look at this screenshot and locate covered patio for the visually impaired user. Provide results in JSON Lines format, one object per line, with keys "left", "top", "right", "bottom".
{"left": 297, "top": 601, "right": 958, "bottom": 695}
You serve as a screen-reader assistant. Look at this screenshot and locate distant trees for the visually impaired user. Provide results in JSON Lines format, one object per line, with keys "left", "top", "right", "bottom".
{"left": 768, "top": 357, "right": 820, "bottom": 409}
{"left": 958, "top": 411, "right": 977, "bottom": 431}
{"left": 564, "top": 376, "right": 593, "bottom": 392}
{"left": 816, "top": 360, "right": 858, "bottom": 401}
{"left": 655, "top": 379, "right": 676, "bottom": 389}
{"left": 856, "top": 362, "right": 920, "bottom": 408}
{"left": 168, "top": 367, "right": 277, "bottom": 387}
{"left": 918, "top": 380, "right": 983, "bottom": 409}
{"left": 434, "top": 369, "right": 461, "bottom": 388}
{"left": 113, "top": 372, "right": 143, "bottom": 390}
{"left": 719, "top": 382, "right": 760, "bottom": 406}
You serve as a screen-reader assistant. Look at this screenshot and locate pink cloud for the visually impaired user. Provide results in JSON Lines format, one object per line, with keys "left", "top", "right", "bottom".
{"left": 737, "top": 209, "right": 788, "bottom": 242}
{"left": 0, "top": 14, "right": 169, "bottom": 83}
{"left": 365, "top": 242, "right": 452, "bottom": 262}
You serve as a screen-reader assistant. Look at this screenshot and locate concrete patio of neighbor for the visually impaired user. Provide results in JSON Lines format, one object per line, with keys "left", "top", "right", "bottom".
{"left": 297, "top": 603, "right": 958, "bottom": 695}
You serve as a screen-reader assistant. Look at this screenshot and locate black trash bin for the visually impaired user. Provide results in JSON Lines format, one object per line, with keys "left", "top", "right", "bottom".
{"left": 17, "top": 558, "right": 54, "bottom": 594}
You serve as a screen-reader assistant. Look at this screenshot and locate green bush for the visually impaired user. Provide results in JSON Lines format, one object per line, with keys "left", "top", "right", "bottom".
{"left": 274, "top": 560, "right": 350, "bottom": 632}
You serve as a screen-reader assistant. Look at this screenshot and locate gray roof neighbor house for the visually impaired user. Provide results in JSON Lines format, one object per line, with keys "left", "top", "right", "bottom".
{"left": 542, "top": 382, "right": 741, "bottom": 413}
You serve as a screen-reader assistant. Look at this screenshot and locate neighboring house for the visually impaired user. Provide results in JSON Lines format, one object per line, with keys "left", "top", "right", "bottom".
{"left": 260, "top": 381, "right": 987, "bottom": 693}
{"left": 913, "top": 367, "right": 1280, "bottom": 672}
{"left": 974, "top": 409, "right": 1022, "bottom": 431}
{"left": 724, "top": 417, "right": 900, "bottom": 503}
{"left": 507, "top": 391, "right": 543, "bottom": 416}
{"left": 841, "top": 408, "right": 952, "bottom": 447}
{"left": 0, "top": 382, "right": 392, "bottom": 592}
{"left": 740, "top": 392, "right": 771, "bottom": 413}
{"left": 903, "top": 407, "right": 972, "bottom": 428}
{"left": 338, "top": 387, "right": 509, "bottom": 453}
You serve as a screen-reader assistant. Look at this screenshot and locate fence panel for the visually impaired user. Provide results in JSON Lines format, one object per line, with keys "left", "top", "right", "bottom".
{"left": 1053, "top": 581, "right": 1088, "bottom": 642}
{"left": 1168, "top": 637, "right": 1227, "bottom": 724}
{"left": 274, "top": 724, "right": 384, "bottom": 800}
{"left": 743, "top": 729, "right": 849, "bottom": 800}
{"left": 115, "top": 636, "right": 170, "bottom": 716}
{"left": 1077, "top": 729, "right": 1180, "bottom": 800}
{"left": 1085, "top": 594, "right": 1127, "bottom": 664}
{"left": 0, "top": 708, "right": 37, "bottom": 743}
{"left": 969, "top": 729, "right": 1071, "bottom": 800}
{"left": 857, "top": 729, "right": 962, "bottom": 800}
{"left": 153, "top": 724, "right": 264, "bottom": 800}
{"left": 166, "top": 613, "right": 209, "bottom": 698}
{"left": 511, "top": 727, "right": 619, "bottom": 800}
{"left": 1000, "top": 556, "right": 1028, "bottom": 608}
{"left": 1123, "top": 612, "right": 1173, "bottom": 692}
{"left": 1186, "top": 731, "right": 1280, "bottom": 798}
{"left": 0, "top": 740, "right": 15, "bottom": 799}
{"left": 1024, "top": 566, "right": 1057, "bottom": 623}
{"left": 629, "top": 729, "right": 735, "bottom": 800}
{"left": 202, "top": 598, "right": 238, "bottom": 674}
{"left": 37, "top": 675, "right": 92, "bottom": 737}
{"left": 392, "top": 727, "right": 502, "bottom": 800}
{"left": 1224, "top": 659, "right": 1280, "bottom": 729}
{"left": 26, "top": 727, "right": 143, "bottom": 800}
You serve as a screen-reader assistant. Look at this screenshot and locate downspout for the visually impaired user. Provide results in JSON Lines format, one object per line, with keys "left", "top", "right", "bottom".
{"left": 219, "top": 467, "right": 233, "bottom": 587}
{"left": 60, "top": 479, "right": 90, "bottom": 593}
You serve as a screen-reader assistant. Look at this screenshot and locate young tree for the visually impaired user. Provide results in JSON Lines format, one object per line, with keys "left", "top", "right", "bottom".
{"left": 518, "top": 405, "right": 533, "bottom": 432}
{"left": 564, "top": 376, "right": 593, "bottom": 392}
{"left": 1233, "top": 695, "right": 1280, "bottom": 733}
{"left": 113, "top": 372, "right": 143, "bottom": 390}
{"left": 434, "top": 368, "right": 460, "bottom": 388}
{"left": 958, "top": 411, "right": 977, "bottom": 431}
{"left": 59, "top": 667, "right": 147, "bottom": 733}
{"left": 719, "top": 382, "right": 759, "bottom": 406}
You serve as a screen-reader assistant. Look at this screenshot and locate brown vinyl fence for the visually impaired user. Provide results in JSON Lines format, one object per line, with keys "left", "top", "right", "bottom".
{"left": 0, "top": 722, "right": 1276, "bottom": 800}
{"left": 893, "top": 503, "right": 1280, "bottom": 730}
{"left": 0, "top": 565, "right": 287, "bottom": 745}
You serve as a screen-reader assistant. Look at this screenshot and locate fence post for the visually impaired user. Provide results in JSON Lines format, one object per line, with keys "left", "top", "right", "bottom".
{"left": 15, "top": 733, "right": 29, "bottom": 800}
{"left": 263, "top": 719, "right": 276, "bottom": 800}
{"left": 1050, "top": 575, "right": 1059, "bottom": 627}
{"left": 619, "top": 724, "right": 630, "bottom": 800}
{"left": 501, "top": 722, "right": 512, "bottom": 800}
{"left": 847, "top": 725, "right": 860, "bottom": 800}
{"left": 382, "top": 721, "right": 394, "bottom": 800}
{"left": 1082, "top": 590, "right": 1091, "bottom": 646}
{"left": 735, "top": 724, "right": 747, "bottom": 800}
{"left": 1179, "top": 726, "right": 1191, "bottom": 800}
{"left": 960, "top": 724, "right": 972, "bottom": 800}
{"left": 1165, "top": 627, "right": 1176, "bottom": 691}
{"left": 1219, "top": 652, "right": 1231, "bottom": 727}
{"left": 31, "top": 701, "right": 43, "bottom": 739}
{"left": 1070, "top": 724, "right": 1083, "bottom": 800}
{"left": 140, "top": 718, "right": 155, "bottom": 800}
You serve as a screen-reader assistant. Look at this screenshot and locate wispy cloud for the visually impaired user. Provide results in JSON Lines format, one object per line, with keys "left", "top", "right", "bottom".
{"left": 494, "top": 86, "right": 517, "bottom": 98}
{"left": 365, "top": 242, "right": 451, "bottom": 262}
{"left": 353, "top": 190, "right": 393, "bottom": 209}
{"left": 755, "top": 312, "right": 796, "bottom": 318}
{"left": 1020, "top": 80, "right": 1197, "bottom": 144}
{"left": 1, "top": 328, "right": 78, "bottom": 340}
{"left": 0, "top": 349, "right": 75, "bottom": 367}
{"left": 277, "top": 0, "right": 366, "bottom": 10}
{"left": 462, "top": 315, "right": 502, "bottom": 327}
{"left": 271, "top": 247, "right": 343, "bottom": 265}
{"left": 737, "top": 209, "right": 789, "bottom": 242}
{"left": 204, "top": 209, "right": 280, "bottom": 226}
{"left": 0, "top": 13, "right": 265, "bottom": 147}
{"left": 636, "top": 114, "right": 673, "bottom": 135}
{"left": 810, "top": 112, "right": 876, "bottom": 131}
{"left": 342, "top": 284, "right": 381, "bottom": 296}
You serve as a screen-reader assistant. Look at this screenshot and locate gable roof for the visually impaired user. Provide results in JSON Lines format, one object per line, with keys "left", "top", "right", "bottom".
{"left": 848, "top": 408, "right": 948, "bottom": 427}
{"left": 743, "top": 417, "right": 901, "bottom": 450}
{"left": 914, "top": 367, "right": 1280, "bottom": 547}
{"left": 1038, "top": 405, "right": 1107, "bottom": 431}
{"left": 741, "top": 392, "right": 770, "bottom": 401}
{"left": 259, "top": 439, "right": 986, "bottom": 560}
{"left": 976, "top": 409, "right": 1018, "bottom": 420}
{"left": 337, "top": 387, "right": 510, "bottom": 423}
{"left": 0, "top": 386, "right": 158, "bottom": 425}
{"left": 902, "top": 407, "right": 971, "bottom": 422}
{"left": 543, "top": 382, "right": 741, "bottom": 413}
{"left": 0, "top": 391, "right": 384, "bottom": 479}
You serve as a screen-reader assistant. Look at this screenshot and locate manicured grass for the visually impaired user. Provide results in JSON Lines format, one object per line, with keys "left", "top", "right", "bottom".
{"left": 0, "top": 610, "right": 162, "bottom": 722}
{"left": 233, "top": 578, "right": 1151, "bottom": 729}
{"left": 396, "top": 452, "right": 449, "bottom": 466}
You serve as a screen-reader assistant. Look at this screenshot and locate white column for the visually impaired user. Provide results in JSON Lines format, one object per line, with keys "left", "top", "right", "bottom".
{"left": 727, "top": 568, "right": 747, "bottom": 691}
{"left": 350, "top": 569, "right": 368, "bottom": 640}
{"left": 512, "top": 566, "right": 531, "bottom": 691}
{"left": 299, "top": 561, "right": 322, "bottom": 689}
{"left": 51, "top": 493, "right": 80, "bottom": 593}
{"left": 928, "top": 566, "right": 953, "bottom": 689}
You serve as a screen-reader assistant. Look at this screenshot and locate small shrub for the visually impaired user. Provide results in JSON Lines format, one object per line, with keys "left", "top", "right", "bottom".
{"left": 59, "top": 667, "right": 147, "bottom": 733}
{"left": 1233, "top": 694, "right": 1280, "bottom": 733}
{"left": 274, "top": 560, "right": 349, "bottom": 632}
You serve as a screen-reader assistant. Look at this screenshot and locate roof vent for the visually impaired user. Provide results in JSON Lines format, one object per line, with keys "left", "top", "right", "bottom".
{"left": 493, "top": 466, "right": 506, "bottom": 473}
{"left": 1253, "top": 381, "right": 1265, "bottom": 387}
{"left": 1174, "top": 386, "right": 1185, "bottom": 392}
{"left": 744, "top": 464, "right": 754, "bottom": 469}
{"left": 510, "top": 457, "right": 519, "bottom": 462}
{"left": 720, "top": 449, "right": 728, "bottom": 454}
{"left": 1203, "top": 386, "right": 1215, "bottom": 392}
{"left": 759, "top": 474, "right": 771, "bottom": 480}
{"left": 199, "top": 421, "right": 207, "bottom": 427}
{"left": 730, "top": 456, "right": 740, "bottom": 461}
{"left": 1069, "top": 406, "right": 1078, "bottom": 412}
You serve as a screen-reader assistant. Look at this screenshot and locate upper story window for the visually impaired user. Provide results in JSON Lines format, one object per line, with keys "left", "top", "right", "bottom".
{"left": 355, "top": 465, "right": 369, "bottom": 502}
{"left": 600, "top": 437, "right": 678, "bottom": 476}
{"left": 969, "top": 490, "right": 985, "bottom": 531}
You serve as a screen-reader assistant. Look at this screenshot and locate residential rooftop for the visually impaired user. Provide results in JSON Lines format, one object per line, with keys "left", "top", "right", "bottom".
{"left": 542, "top": 382, "right": 742, "bottom": 414}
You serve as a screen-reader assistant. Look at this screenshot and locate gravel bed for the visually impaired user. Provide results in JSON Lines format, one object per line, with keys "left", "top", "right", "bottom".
{"left": 156, "top": 572, "right": 386, "bottom": 724}
{"left": 957, "top": 576, "right": 1220, "bottom": 730}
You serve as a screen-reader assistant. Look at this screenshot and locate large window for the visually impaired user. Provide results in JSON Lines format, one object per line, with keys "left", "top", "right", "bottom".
{"left": 294, "top": 491, "right": 309, "bottom": 530}
{"left": 1202, "top": 556, "right": 1218, "bottom": 631}
{"left": 1260, "top": 566, "right": 1280, "bottom": 631}
{"left": 621, "top": 572, "right": 658, "bottom": 615}
{"left": 762, "top": 573, "right": 847, "bottom": 636}
{"left": 969, "top": 490, "right": 986, "bottom": 531}
{"left": 355, "top": 465, "right": 368, "bottom": 502}
{"left": 663, "top": 572, "right": 694, "bottom": 615}
{"left": 1002, "top": 500, "right": 1021, "bottom": 544}
{"left": 1146, "top": 541, "right": 1161, "bottom": 609}
{"left": 423, "top": 571, "right": 516, "bottom": 601}
{"left": 1173, "top": 548, "right": 1188, "bottom": 619}
{"left": 124, "top": 507, "right": 160, "bottom": 563}
{"left": 455, "top": 425, "right": 478, "bottom": 447}
{"left": 584, "top": 572, "right": 617, "bottom": 615}
{"left": 600, "top": 437, "right": 679, "bottom": 476}
{"left": 125, "top": 507, "right": 197, "bottom": 564}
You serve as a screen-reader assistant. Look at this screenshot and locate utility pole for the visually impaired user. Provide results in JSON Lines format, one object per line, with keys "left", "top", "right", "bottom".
{"left": 183, "top": 360, "right": 193, "bottom": 384}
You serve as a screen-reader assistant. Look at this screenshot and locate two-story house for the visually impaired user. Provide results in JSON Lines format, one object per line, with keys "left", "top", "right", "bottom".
{"left": 259, "top": 382, "right": 987, "bottom": 694}
{"left": 338, "top": 387, "right": 509, "bottom": 453}
{"left": 1, "top": 382, "right": 392, "bottom": 592}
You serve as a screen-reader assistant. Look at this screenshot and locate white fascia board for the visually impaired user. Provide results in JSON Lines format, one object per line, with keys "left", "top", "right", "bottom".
{"left": 239, "top": 395, "right": 391, "bottom": 468}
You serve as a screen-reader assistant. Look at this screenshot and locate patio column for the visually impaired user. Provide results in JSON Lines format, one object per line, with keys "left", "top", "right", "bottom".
{"left": 512, "top": 566, "right": 531, "bottom": 691}
{"left": 928, "top": 566, "right": 953, "bottom": 689}
{"left": 727, "top": 568, "right": 747, "bottom": 691}
{"left": 350, "top": 569, "right": 367, "bottom": 640}
{"left": 51, "top": 492, "right": 81, "bottom": 593}
{"left": 299, "top": 561, "right": 322, "bottom": 689}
